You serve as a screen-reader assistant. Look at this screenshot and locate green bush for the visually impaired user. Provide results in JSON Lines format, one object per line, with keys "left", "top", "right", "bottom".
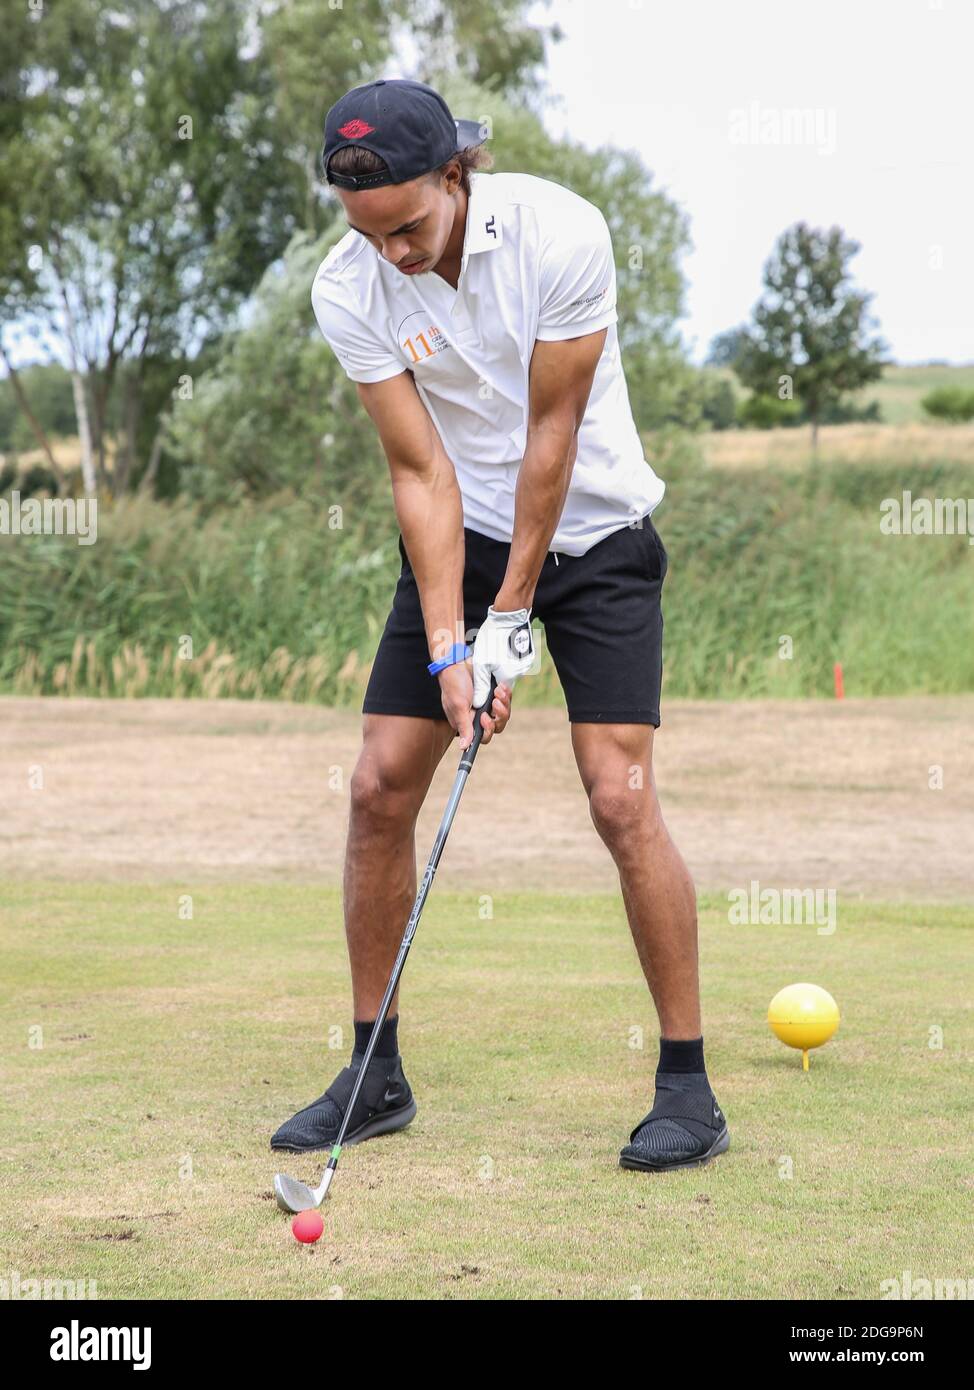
{"left": 816, "top": 397, "right": 882, "bottom": 425}
{"left": 736, "top": 393, "right": 802, "bottom": 429}
{"left": 921, "top": 387, "right": 974, "bottom": 422}
{"left": 700, "top": 376, "right": 737, "bottom": 430}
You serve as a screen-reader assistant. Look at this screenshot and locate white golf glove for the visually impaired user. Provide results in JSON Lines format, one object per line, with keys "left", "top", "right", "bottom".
{"left": 471, "top": 605, "right": 536, "bottom": 708}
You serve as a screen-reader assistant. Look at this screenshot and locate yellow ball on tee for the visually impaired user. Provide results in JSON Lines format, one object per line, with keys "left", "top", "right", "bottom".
{"left": 768, "top": 983, "right": 840, "bottom": 1068}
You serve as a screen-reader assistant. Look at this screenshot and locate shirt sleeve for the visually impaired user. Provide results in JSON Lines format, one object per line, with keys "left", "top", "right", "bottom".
{"left": 311, "top": 274, "right": 405, "bottom": 384}
{"left": 535, "top": 201, "right": 619, "bottom": 343}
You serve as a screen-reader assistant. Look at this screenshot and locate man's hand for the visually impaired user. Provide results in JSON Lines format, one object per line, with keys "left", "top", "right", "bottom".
{"left": 437, "top": 663, "right": 513, "bottom": 750}
{"left": 470, "top": 606, "right": 536, "bottom": 708}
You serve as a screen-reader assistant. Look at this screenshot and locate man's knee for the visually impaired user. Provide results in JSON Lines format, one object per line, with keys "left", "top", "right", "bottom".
{"left": 349, "top": 756, "right": 421, "bottom": 833}
{"left": 588, "top": 778, "right": 661, "bottom": 847}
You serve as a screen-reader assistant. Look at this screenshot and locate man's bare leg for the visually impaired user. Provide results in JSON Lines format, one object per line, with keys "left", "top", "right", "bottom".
{"left": 570, "top": 722, "right": 699, "bottom": 1036}
{"left": 344, "top": 713, "right": 457, "bottom": 1019}
{"left": 569, "top": 721, "right": 729, "bottom": 1171}
{"left": 344, "top": 681, "right": 512, "bottom": 1014}
{"left": 270, "top": 713, "right": 456, "bottom": 1152}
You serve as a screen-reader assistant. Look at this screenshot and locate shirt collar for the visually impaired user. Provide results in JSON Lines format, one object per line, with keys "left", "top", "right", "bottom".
{"left": 460, "top": 172, "right": 505, "bottom": 267}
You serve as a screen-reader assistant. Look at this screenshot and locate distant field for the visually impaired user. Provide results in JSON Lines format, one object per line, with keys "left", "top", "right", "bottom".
{"left": 691, "top": 360, "right": 974, "bottom": 469}
{"left": 854, "top": 363, "right": 974, "bottom": 426}
{"left": 699, "top": 420, "right": 974, "bottom": 469}
{"left": 1, "top": 435, "right": 117, "bottom": 476}
{"left": 704, "top": 362, "right": 974, "bottom": 429}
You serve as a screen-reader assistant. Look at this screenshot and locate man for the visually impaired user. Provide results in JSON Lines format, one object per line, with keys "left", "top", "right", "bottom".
{"left": 271, "top": 79, "right": 729, "bottom": 1172}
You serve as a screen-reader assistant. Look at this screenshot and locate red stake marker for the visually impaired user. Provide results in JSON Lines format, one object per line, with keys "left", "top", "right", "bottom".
{"left": 834, "top": 662, "right": 844, "bottom": 700}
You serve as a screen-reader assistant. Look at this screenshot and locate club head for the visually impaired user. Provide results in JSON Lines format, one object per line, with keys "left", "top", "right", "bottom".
{"left": 274, "top": 1172, "right": 320, "bottom": 1214}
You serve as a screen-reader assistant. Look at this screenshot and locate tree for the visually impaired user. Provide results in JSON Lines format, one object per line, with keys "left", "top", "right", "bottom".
{"left": 0, "top": 0, "right": 559, "bottom": 496}
{"left": 734, "top": 223, "right": 886, "bottom": 450}
{"left": 0, "top": 363, "right": 75, "bottom": 452}
{"left": 402, "top": 0, "right": 560, "bottom": 101}
{"left": 706, "top": 326, "right": 748, "bottom": 370}
{"left": 0, "top": 0, "right": 305, "bottom": 494}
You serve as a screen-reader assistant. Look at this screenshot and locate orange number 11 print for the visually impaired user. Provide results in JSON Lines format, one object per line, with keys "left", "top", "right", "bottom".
{"left": 403, "top": 330, "right": 438, "bottom": 363}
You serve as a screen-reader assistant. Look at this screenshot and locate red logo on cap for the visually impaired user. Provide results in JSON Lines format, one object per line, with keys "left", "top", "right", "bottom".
{"left": 338, "top": 119, "right": 375, "bottom": 139}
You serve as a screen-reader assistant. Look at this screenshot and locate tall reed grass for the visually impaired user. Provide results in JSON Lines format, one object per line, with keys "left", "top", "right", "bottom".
{"left": 2, "top": 461, "right": 972, "bottom": 703}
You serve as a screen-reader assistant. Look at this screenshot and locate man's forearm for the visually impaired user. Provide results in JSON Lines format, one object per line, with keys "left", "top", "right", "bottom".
{"left": 494, "top": 424, "right": 578, "bottom": 610}
{"left": 393, "top": 470, "right": 466, "bottom": 662}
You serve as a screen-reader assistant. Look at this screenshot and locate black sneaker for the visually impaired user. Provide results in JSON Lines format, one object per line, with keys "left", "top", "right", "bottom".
{"left": 619, "top": 1072, "right": 730, "bottom": 1172}
{"left": 270, "top": 1053, "right": 416, "bottom": 1153}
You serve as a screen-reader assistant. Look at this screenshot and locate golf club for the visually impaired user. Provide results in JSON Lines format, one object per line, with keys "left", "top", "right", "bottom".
{"left": 274, "top": 674, "right": 499, "bottom": 1214}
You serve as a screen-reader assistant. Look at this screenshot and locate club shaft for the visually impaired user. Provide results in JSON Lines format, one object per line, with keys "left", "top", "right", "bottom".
{"left": 332, "top": 677, "right": 497, "bottom": 1155}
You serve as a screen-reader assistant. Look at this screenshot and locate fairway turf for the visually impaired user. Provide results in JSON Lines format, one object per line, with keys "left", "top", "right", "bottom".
{"left": 1, "top": 882, "right": 970, "bottom": 1300}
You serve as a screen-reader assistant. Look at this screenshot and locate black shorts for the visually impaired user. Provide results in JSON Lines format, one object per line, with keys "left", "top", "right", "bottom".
{"left": 362, "top": 515, "right": 669, "bottom": 725}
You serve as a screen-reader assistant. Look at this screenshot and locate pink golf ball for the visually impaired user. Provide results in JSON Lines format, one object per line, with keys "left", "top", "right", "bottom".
{"left": 292, "top": 1208, "right": 324, "bottom": 1244}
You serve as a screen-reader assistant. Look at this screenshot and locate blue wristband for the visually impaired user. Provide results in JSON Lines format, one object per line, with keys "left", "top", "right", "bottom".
{"left": 428, "top": 642, "right": 471, "bottom": 677}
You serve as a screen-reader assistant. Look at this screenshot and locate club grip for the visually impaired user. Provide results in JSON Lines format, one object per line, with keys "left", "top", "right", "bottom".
{"left": 459, "top": 674, "right": 498, "bottom": 771}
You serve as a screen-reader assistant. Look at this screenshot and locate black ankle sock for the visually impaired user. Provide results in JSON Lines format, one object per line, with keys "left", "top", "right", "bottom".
{"left": 353, "top": 1015, "right": 399, "bottom": 1060}
{"left": 658, "top": 1035, "right": 706, "bottom": 1076}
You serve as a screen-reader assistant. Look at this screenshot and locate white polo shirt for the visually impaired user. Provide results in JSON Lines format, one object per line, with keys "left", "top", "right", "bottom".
{"left": 311, "top": 170, "right": 665, "bottom": 557}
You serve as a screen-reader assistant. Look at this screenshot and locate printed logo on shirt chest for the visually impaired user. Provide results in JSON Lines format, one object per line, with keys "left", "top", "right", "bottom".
{"left": 397, "top": 309, "right": 454, "bottom": 365}
{"left": 401, "top": 321, "right": 450, "bottom": 364}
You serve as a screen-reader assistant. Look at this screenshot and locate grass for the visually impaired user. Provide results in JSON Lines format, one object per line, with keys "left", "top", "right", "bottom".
{"left": 4, "top": 458, "right": 974, "bottom": 704}
{"left": 854, "top": 364, "right": 974, "bottom": 427}
{"left": 1, "top": 881, "right": 970, "bottom": 1300}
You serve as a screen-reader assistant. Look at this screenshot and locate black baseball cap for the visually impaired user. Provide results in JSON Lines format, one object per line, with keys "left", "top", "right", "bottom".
{"left": 321, "top": 79, "right": 486, "bottom": 190}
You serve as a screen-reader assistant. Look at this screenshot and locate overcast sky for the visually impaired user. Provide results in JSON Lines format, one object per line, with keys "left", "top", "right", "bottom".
{"left": 534, "top": 0, "right": 973, "bottom": 364}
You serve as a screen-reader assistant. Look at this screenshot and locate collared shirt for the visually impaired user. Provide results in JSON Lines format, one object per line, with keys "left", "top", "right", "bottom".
{"left": 311, "top": 171, "right": 665, "bottom": 556}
